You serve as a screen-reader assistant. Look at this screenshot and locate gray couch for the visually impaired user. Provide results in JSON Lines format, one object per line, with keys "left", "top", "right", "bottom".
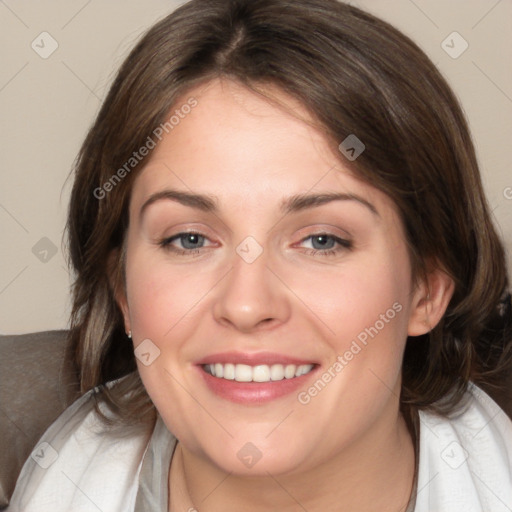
{"left": 0, "top": 331, "right": 79, "bottom": 509}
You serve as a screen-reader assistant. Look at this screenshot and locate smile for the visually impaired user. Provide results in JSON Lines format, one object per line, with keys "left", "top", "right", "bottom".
{"left": 202, "top": 363, "right": 315, "bottom": 382}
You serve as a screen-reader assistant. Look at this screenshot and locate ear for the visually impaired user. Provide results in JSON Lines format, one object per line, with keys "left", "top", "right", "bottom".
{"left": 107, "top": 248, "right": 131, "bottom": 334}
{"left": 408, "top": 266, "right": 455, "bottom": 336}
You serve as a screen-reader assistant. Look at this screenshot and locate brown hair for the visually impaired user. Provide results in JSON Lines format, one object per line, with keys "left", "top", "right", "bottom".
{"left": 65, "top": 0, "right": 512, "bottom": 426}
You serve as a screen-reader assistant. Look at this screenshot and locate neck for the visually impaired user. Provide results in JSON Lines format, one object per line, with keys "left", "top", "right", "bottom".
{"left": 169, "top": 408, "right": 415, "bottom": 512}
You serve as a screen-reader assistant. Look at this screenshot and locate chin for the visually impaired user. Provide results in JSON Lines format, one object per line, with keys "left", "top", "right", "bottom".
{"left": 200, "top": 436, "right": 310, "bottom": 477}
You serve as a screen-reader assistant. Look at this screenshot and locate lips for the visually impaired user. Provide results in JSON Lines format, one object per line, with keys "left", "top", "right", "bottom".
{"left": 195, "top": 352, "right": 319, "bottom": 403}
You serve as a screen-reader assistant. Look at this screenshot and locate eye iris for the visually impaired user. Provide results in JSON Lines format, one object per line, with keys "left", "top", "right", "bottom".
{"left": 311, "top": 235, "right": 334, "bottom": 250}
{"left": 181, "top": 233, "right": 203, "bottom": 249}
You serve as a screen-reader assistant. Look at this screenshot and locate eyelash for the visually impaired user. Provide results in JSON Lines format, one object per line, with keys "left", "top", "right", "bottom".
{"left": 299, "top": 234, "right": 353, "bottom": 256}
{"left": 157, "top": 232, "right": 352, "bottom": 257}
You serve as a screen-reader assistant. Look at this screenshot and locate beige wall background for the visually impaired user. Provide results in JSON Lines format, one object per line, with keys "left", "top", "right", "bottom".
{"left": 1, "top": 0, "right": 511, "bottom": 335}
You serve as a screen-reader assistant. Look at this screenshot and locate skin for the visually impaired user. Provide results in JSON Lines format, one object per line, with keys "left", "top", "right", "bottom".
{"left": 115, "top": 78, "right": 454, "bottom": 511}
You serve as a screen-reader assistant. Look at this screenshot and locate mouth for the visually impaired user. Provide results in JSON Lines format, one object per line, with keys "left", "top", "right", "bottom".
{"left": 202, "top": 363, "right": 315, "bottom": 382}
{"left": 195, "top": 352, "right": 319, "bottom": 404}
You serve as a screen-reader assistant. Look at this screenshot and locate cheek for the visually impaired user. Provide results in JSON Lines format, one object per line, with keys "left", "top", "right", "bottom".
{"left": 308, "top": 247, "right": 413, "bottom": 390}
{"left": 298, "top": 254, "right": 411, "bottom": 349}
{"left": 125, "top": 249, "right": 210, "bottom": 338}
{"left": 294, "top": 257, "right": 411, "bottom": 421}
{"left": 123, "top": 249, "right": 209, "bottom": 430}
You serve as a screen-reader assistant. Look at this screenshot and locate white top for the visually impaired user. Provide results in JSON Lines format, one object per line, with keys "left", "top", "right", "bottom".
{"left": 7, "top": 382, "right": 512, "bottom": 511}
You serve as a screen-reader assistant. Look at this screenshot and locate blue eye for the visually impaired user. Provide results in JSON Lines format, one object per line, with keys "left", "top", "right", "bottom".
{"left": 299, "top": 234, "right": 352, "bottom": 256}
{"left": 159, "top": 232, "right": 208, "bottom": 255}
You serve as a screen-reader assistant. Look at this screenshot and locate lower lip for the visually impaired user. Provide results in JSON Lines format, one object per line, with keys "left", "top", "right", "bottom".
{"left": 197, "top": 366, "right": 318, "bottom": 404}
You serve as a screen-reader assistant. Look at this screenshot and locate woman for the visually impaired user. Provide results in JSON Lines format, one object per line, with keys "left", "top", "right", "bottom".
{"left": 8, "top": 0, "right": 512, "bottom": 510}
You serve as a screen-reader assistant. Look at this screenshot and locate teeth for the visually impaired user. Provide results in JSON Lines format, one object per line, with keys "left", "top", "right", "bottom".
{"left": 223, "top": 363, "right": 235, "bottom": 380}
{"left": 204, "top": 363, "right": 314, "bottom": 382}
{"left": 285, "top": 364, "right": 296, "bottom": 379}
{"left": 253, "top": 365, "right": 270, "bottom": 382}
{"left": 270, "top": 364, "right": 284, "bottom": 380}
{"left": 214, "top": 363, "right": 223, "bottom": 378}
{"left": 235, "top": 364, "right": 252, "bottom": 382}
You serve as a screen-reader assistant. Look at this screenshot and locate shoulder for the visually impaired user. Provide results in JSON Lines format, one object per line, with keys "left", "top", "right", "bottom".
{"left": 7, "top": 383, "right": 154, "bottom": 512}
{"left": 414, "top": 383, "right": 512, "bottom": 512}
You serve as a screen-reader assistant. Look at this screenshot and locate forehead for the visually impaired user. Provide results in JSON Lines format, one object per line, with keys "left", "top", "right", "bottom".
{"left": 129, "top": 78, "right": 398, "bottom": 223}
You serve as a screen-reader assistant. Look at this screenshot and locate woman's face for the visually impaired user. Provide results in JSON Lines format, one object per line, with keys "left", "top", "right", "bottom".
{"left": 118, "top": 78, "right": 426, "bottom": 476}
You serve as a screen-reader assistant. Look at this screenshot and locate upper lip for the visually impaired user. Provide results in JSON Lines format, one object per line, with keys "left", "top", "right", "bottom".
{"left": 196, "top": 351, "right": 317, "bottom": 366}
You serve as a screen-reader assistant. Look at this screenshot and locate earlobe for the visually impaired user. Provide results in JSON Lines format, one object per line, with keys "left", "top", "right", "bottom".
{"left": 116, "top": 288, "right": 131, "bottom": 334}
{"left": 407, "top": 267, "right": 455, "bottom": 336}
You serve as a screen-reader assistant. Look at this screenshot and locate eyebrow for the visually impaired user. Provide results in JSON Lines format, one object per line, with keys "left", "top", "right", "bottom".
{"left": 139, "top": 189, "right": 379, "bottom": 219}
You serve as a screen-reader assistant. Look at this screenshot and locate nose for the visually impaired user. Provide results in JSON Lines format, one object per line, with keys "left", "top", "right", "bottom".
{"left": 212, "top": 243, "right": 291, "bottom": 333}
